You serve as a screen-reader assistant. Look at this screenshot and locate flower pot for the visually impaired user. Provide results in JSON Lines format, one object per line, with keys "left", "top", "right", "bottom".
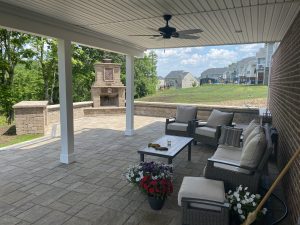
{"left": 147, "top": 195, "right": 165, "bottom": 210}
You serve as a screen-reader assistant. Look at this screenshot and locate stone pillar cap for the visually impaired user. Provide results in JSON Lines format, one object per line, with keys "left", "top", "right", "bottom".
{"left": 13, "top": 101, "right": 48, "bottom": 109}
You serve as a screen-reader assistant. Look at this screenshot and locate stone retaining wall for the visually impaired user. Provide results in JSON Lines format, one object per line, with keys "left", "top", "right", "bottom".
{"left": 13, "top": 101, "right": 93, "bottom": 135}
{"left": 47, "top": 101, "right": 93, "bottom": 125}
{"left": 134, "top": 101, "right": 259, "bottom": 124}
{"left": 13, "top": 100, "right": 259, "bottom": 135}
{"left": 13, "top": 101, "right": 48, "bottom": 135}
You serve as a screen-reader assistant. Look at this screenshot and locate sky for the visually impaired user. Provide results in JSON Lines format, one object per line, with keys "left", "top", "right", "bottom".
{"left": 147, "top": 43, "right": 264, "bottom": 78}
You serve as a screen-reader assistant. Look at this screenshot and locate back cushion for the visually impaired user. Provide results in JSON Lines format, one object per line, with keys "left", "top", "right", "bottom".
{"left": 243, "top": 126, "right": 261, "bottom": 147}
{"left": 240, "top": 130, "right": 266, "bottom": 168}
{"left": 219, "top": 126, "right": 243, "bottom": 147}
{"left": 243, "top": 119, "right": 259, "bottom": 141}
{"left": 206, "top": 109, "right": 234, "bottom": 128}
{"left": 176, "top": 105, "right": 197, "bottom": 123}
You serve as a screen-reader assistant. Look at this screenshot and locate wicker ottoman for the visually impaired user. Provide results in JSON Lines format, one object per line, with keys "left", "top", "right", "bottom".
{"left": 178, "top": 177, "right": 229, "bottom": 225}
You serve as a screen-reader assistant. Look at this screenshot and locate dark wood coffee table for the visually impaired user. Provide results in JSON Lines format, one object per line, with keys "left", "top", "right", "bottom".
{"left": 138, "top": 135, "right": 193, "bottom": 164}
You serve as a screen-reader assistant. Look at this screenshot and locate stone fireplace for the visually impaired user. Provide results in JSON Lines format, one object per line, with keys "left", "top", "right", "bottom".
{"left": 91, "top": 59, "right": 125, "bottom": 108}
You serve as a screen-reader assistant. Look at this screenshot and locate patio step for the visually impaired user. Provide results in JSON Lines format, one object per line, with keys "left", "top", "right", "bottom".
{"left": 84, "top": 107, "right": 125, "bottom": 116}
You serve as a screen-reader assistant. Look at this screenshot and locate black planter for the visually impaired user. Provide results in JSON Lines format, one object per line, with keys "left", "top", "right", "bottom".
{"left": 147, "top": 195, "right": 165, "bottom": 210}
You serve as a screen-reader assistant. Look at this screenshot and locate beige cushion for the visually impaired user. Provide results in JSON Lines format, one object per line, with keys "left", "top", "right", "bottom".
{"left": 243, "top": 126, "right": 262, "bottom": 147}
{"left": 243, "top": 119, "right": 259, "bottom": 141}
{"left": 195, "top": 127, "right": 216, "bottom": 138}
{"left": 212, "top": 145, "right": 242, "bottom": 162}
{"left": 167, "top": 122, "right": 188, "bottom": 132}
{"left": 206, "top": 110, "right": 233, "bottom": 128}
{"left": 178, "top": 177, "right": 225, "bottom": 207}
{"left": 176, "top": 105, "right": 197, "bottom": 123}
{"left": 240, "top": 131, "right": 266, "bottom": 168}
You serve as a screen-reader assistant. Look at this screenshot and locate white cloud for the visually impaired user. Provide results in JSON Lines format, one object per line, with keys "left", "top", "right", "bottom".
{"left": 207, "top": 48, "right": 237, "bottom": 61}
{"left": 181, "top": 53, "right": 205, "bottom": 65}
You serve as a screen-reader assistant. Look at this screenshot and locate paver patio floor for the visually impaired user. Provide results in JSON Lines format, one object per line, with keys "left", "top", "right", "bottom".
{"left": 0, "top": 115, "right": 289, "bottom": 225}
{"left": 0, "top": 115, "right": 215, "bottom": 225}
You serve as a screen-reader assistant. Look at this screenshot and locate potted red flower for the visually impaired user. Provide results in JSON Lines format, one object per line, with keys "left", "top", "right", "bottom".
{"left": 140, "top": 175, "right": 173, "bottom": 210}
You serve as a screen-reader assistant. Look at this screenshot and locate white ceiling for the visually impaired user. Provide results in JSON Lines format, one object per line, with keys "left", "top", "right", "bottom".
{"left": 1, "top": 0, "right": 300, "bottom": 50}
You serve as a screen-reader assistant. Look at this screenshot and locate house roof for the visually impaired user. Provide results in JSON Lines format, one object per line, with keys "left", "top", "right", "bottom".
{"left": 165, "top": 70, "right": 191, "bottom": 79}
{"left": 237, "top": 57, "right": 256, "bottom": 65}
{"left": 201, "top": 68, "right": 227, "bottom": 76}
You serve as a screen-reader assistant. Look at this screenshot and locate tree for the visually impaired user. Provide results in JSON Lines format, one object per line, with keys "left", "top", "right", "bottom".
{"left": 30, "top": 37, "right": 58, "bottom": 104}
{"left": 133, "top": 51, "right": 158, "bottom": 98}
{"left": 0, "top": 29, "right": 33, "bottom": 123}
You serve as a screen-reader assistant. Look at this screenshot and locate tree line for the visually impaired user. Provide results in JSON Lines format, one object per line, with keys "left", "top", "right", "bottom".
{"left": 0, "top": 29, "right": 158, "bottom": 123}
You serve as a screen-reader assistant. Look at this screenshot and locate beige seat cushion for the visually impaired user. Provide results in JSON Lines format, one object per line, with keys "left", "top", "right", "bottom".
{"left": 175, "top": 105, "right": 197, "bottom": 123}
{"left": 206, "top": 109, "right": 233, "bottom": 128}
{"left": 178, "top": 177, "right": 225, "bottom": 207}
{"left": 167, "top": 122, "right": 188, "bottom": 132}
{"left": 195, "top": 126, "right": 216, "bottom": 138}
{"left": 212, "top": 145, "right": 242, "bottom": 162}
{"left": 243, "top": 119, "right": 259, "bottom": 141}
{"left": 240, "top": 131, "right": 266, "bottom": 168}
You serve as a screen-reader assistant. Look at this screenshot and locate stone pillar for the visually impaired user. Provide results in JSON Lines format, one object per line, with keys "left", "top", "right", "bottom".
{"left": 13, "top": 101, "right": 48, "bottom": 135}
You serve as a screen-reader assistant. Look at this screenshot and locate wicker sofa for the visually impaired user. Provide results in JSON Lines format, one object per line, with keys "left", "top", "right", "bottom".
{"left": 204, "top": 123, "right": 273, "bottom": 193}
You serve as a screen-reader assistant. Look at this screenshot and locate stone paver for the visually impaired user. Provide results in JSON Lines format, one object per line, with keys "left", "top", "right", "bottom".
{"left": 0, "top": 115, "right": 288, "bottom": 225}
{"left": 17, "top": 205, "right": 52, "bottom": 223}
{"left": 31, "top": 210, "right": 71, "bottom": 225}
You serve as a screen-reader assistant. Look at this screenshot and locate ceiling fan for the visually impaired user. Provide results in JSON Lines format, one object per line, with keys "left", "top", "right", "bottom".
{"left": 129, "top": 15, "right": 203, "bottom": 40}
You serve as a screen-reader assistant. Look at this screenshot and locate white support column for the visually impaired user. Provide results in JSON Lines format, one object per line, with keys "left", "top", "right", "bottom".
{"left": 125, "top": 55, "right": 134, "bottom": 136}
{"left": 57, "top": 39, "right": 75, "bottom": 164}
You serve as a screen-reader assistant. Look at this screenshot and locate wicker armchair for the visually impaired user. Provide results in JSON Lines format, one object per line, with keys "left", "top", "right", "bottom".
{"left": 165, "top": 105, "right": 197, "bottom": 137}
{"left": 204, "top": 124, "right": 273, "bottom": 193}
{"left": 193, "top": 110, "right": 234, "bottom": 146}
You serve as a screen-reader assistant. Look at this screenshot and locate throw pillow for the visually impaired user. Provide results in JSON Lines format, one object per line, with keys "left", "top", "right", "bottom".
{"left": 206, "top": 109, "right": 234, "bottom": 128}
{"left": 243, "top": 119, "right": 259, "bottom": 141}
{"left": 175, "top": 105, "right": 197, "bottom": 123}
{"left": 219, "top": 126, "right": 243, "bottom": 147}
{"left": 240, "top": 130, "right": 266, "bottom": 168}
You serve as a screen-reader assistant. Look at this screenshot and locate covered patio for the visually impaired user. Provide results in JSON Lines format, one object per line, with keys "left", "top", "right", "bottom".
{"left": 0, "top": 115, "right": 286, "bottom": 225}
{"left": 0, "top": 0, "right": 300, "bottom": 224}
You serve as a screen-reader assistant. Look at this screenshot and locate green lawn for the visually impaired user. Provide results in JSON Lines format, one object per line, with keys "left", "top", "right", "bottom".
{"left": 0, "top": 133, "right": 43, "bottom": 148}
{"left": 138, "top": 84, "right": 268, "bottom": 106}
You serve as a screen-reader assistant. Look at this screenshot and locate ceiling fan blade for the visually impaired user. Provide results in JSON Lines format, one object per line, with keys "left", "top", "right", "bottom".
{"left": 177, "top": 34, "right": 200, "bottom": 39}
{"left": 177, "top": 29, "right": 203, "bottom": 35}
{"left": 128, "top": 34, "right": 161, "bottom": 37}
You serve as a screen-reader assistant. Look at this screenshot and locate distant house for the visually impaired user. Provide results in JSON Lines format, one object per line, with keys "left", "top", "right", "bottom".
{"left": 200, "top": 68, "right": 227, "bottom": 84}
{"left": 165, "top": 70, "right": 199, "bottom": 88}
{"left": 236, "top": 57, "right": 256, "bottom": 84}
{"left": 157, "top": 76, "right": 165, "bottom": 89}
